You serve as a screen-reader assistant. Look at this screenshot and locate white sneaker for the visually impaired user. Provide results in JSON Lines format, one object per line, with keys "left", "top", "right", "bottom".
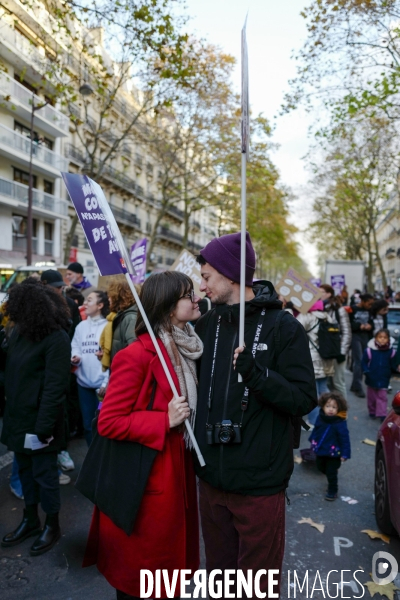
{"left": 57, "top": 450, "right": 75, "bottom": 471}
{"left": 59, "top": 473, "right": 71, "bottom": 485}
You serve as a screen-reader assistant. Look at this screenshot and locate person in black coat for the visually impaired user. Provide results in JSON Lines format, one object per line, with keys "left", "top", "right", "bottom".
{"left": 1, "top": 280, "right": 71, "bottom": 556}
{"left": 194, "top": 233, "right": 317, "bottom": 598}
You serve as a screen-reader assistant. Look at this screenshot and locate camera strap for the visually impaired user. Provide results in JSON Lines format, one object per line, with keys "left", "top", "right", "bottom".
{"left": 206, "top": 308, "right": 266, "bottom": 418}
{"left": 240, "top": 308, "right": 266, "bottom": 413}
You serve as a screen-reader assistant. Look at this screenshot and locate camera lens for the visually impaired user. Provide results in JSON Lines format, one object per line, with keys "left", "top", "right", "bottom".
{"left": 219, "top": 424, "right": 235, "bottom": 444}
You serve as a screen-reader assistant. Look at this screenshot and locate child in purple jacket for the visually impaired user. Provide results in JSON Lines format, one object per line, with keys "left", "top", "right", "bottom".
{"left": 309, "top": 391, "right": 351, "bottom": 501}
{"left": 361, "top": 328, "right": 397, "bottom": 422}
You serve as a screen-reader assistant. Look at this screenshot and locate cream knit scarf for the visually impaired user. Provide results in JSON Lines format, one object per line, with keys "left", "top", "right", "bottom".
{"left": 159, "top": 323, "right": 203, "bottom": 449}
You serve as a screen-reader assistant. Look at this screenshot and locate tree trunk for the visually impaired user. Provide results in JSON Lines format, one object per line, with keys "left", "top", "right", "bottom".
{"left": 182, "top": 203, "right": 190, "bottom": 248}
{"left": 372, "top": 226, "right": 387, "bottom": 290}
{"left": 63, "top": 213, "right": 79, "bottom": 265}
{"left": 146, "top": 208, "right": 167, "bottom": 265}
{"left": 366, "top": 231, "right": 374, "bottom": 293}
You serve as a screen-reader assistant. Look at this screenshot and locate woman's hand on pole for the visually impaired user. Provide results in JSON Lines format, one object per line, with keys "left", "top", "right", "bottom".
{"left": 168, "top": 396, "right": 190, "bottom": 428}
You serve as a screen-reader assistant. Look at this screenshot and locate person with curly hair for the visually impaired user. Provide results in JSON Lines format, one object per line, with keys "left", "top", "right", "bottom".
{"left": 98, "top": 280, "right": 140, "bottom": 372}
{"left": 1, "top": 280, "right": 71, "bottom": 556}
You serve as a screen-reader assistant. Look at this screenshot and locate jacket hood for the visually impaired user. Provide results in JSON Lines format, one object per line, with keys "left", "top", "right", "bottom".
{"left": 367, "top": 337, "right": 395, "bottom": 350}
{"left": 309, "top": 299, "right": 324, "bottom": 312}
{"left": 215, "top": 280, "right": 282, "bottom": 321}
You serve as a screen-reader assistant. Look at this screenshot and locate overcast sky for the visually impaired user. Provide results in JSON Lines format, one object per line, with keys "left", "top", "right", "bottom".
{"left": 184, "top": 0, "right": 319, "bottom": 275}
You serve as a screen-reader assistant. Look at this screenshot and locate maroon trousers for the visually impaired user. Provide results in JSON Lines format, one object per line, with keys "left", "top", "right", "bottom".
{"left": 199, "top": 480, "right": 286, "bottom": 599}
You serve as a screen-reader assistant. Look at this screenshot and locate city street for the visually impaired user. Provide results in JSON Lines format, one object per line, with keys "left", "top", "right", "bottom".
{"left": 1, "top": 372, "right": 400, "bottom": 599}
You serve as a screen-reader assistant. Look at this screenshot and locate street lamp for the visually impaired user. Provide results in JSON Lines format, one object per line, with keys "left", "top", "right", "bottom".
{"left": 79, "top": 82, "right": 94, "bottom": 96}
{"left": 27, "top": 92, "right": 48, "bottom": 266}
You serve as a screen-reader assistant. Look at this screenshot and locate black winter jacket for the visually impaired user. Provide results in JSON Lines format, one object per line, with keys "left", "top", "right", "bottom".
{"left": 1, "top": 329, "right": 71, "bottom": 454}
{"left": 194, "top": 281, "right": 317, "bottom": 495}
{"left": 349, "top": 305, "right": 374, "bottom": 342}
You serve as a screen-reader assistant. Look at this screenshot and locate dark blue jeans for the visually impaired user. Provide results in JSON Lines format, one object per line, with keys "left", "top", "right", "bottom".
{"left": 77, "top": 384, "right": 99, "bottom": 446}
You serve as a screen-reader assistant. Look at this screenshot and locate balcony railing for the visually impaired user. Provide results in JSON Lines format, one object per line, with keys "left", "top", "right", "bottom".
{"left": 0, "top": 124, "right": 68, "bottom": 171}
{"left": 0, "top": 71, "right": 69, "bottom": 133}
{"left": 0, "top": 177, "right": 68, "bottom": 217}
{"left": 44, "top": 240, "right": 53, "bottom": 255}
{"left": 157, "top": 226, "right": 183, "bottom": 244}
{"left": 187, "top": 240, "right": 203, "bottom": 253}
{"left": 65, "top": 143, "right": 86, "bottom": 164}
{"left": 100, "top": 164, "right": 136, "bottom": 193}
{"left": 167, "top": 205, "right": 184, "bottom": 221}
{"left": 111, "top": 206, "right": 141, "bottom": 229}
{"left": 13, "top": 235, "right": 38, "bottom": 253}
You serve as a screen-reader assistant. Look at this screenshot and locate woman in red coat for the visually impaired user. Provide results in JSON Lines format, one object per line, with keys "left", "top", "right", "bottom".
{"left": 83, "top": 272, "right": 203, "bottom": 599}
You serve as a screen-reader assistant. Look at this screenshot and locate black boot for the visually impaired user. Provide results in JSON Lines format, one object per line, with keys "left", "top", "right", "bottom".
{"left": 30, "top": 512, "right": 61, "bottom": 556}
{"left": 1, "top": 505, "right": 41, "bottom": 547}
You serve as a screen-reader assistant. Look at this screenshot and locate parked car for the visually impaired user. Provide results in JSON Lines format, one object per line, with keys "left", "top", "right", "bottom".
{"left": 375, "top": 392, "right": 400, "bottom": 535}
{"left": 0, "top": 264, "right": 64, "bottom": 303}
{"left": 387, "top": 304, "right": 400, "bottom": 350}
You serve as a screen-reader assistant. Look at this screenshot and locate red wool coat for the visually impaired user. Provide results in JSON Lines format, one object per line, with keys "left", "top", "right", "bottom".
{"left": 82, "top": 333, "right": 199, "bottom": 597}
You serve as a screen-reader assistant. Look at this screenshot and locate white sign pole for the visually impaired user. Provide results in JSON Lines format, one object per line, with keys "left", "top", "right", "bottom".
{"left": 239, "top": 17, "right": 249, "bottom": 382}
{"left": 124, "top": 273, "right": 206, "bottom": 467}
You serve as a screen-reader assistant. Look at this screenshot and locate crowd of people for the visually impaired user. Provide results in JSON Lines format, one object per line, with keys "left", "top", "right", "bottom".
{"left": 0, "top": 240, "right": 398, "bottom": 599}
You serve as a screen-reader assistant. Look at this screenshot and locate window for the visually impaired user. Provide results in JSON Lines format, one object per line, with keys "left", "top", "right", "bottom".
{"left": 44, "top": 180, "right": 54, "bottom": 194}
{"left": 12, "top": 214, "right": 38, "bottom": 253}
{"left": 44, "top": 221, "right": 53, "bottom": 255}
{"left": 14, "top": 121, "right": 53, "bottom": 149}
{"left": 42, "top": 137, "right": 53, "bottom": 150}
{"left": 44, "top": 222, "right": 53, "bottom": 240}
{"left": 14, "top": 120, "right": 39, "bottom": 142}
{"left": 13, "top": 167, "right": 37, "bottom": 189}
{"left": 12, "top": 214, "right": 37, "bottom": 237}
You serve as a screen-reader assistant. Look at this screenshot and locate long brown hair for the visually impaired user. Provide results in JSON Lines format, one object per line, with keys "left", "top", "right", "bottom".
{"left": 135, "top": 271, "right": 193, "bottom": 337}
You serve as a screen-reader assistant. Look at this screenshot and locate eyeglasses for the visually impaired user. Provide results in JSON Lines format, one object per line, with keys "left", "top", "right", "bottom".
{"left": 178, "top": 289, "right": 196, "bottom": 303}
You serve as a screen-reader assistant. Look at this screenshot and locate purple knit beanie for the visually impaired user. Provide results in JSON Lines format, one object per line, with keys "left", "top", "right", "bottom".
{"left": 200, "top": 232, "right": 256, "bottom": 286}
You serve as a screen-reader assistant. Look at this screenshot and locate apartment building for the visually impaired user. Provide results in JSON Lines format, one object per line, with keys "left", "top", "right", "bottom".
{"left": 0, "top": 0, "right": 218, "bottom": 282}
{"left": 373, "top": 193, "right": 400, "bottom": 291}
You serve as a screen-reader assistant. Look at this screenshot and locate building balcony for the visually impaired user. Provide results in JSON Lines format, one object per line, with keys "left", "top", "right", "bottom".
{"left": 0, "top": 71, "right": 69, "bottom": 138}
{"left": 187, "top": 240, "right": 203, "bottom": 253}
{"left": 65, "top": 143, "right": 86, "bottom": 165}
{"left": 157, "top": 225, "right": 183, "bottom": 245}
{"left": 111, "top": 206, "right": 142, "bottom": 230}
{"left": 100, "top": 164, "right": 136, "bottom": 195}
{"left": 0, "top": 176, "right": 68, "bottom": 218}
{"left": 190, "top": 219, "right": 201, "bottom": 230}
{"left": 0, "top": 124, "right": 68, "bottom": 177}
{"left": 167, "top": 205, "right": 184, "bottom": 221}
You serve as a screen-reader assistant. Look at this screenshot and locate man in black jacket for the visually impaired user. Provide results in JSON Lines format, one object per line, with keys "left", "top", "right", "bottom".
{"left": 349, "top": 293, "right": 374, "bottom": 397}
{"left": 194, "top": 232, "right": 317, "bottom": 598}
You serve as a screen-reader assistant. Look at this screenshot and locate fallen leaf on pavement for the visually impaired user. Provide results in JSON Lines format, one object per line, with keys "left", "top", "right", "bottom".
{"left": 294, "top": 455, "right": 302, "bottom": 464}
{"left": 361, "top": 529, "right": 390, "bottom": 543}
{"left": 298, "top": 517, "right": 325, "bottom": 533}
{"left": 362, "top": 439, "right": 376, "bottom": 446}
{"left": 364, "top": 578, "right": 399, "bottom": 600}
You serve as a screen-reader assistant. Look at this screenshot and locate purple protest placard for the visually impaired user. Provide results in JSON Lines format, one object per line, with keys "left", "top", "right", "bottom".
{"left": 130, "top": 238, "right": 147, "bottom": 284}
{"left": 310, "top": 278, "right": 322, "bottom": 288}
{"left": 331, "top": 274, "right": 346, "bottom": 294}
{"left": 61, "top": 173, "right": 134, "bottom": 277}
